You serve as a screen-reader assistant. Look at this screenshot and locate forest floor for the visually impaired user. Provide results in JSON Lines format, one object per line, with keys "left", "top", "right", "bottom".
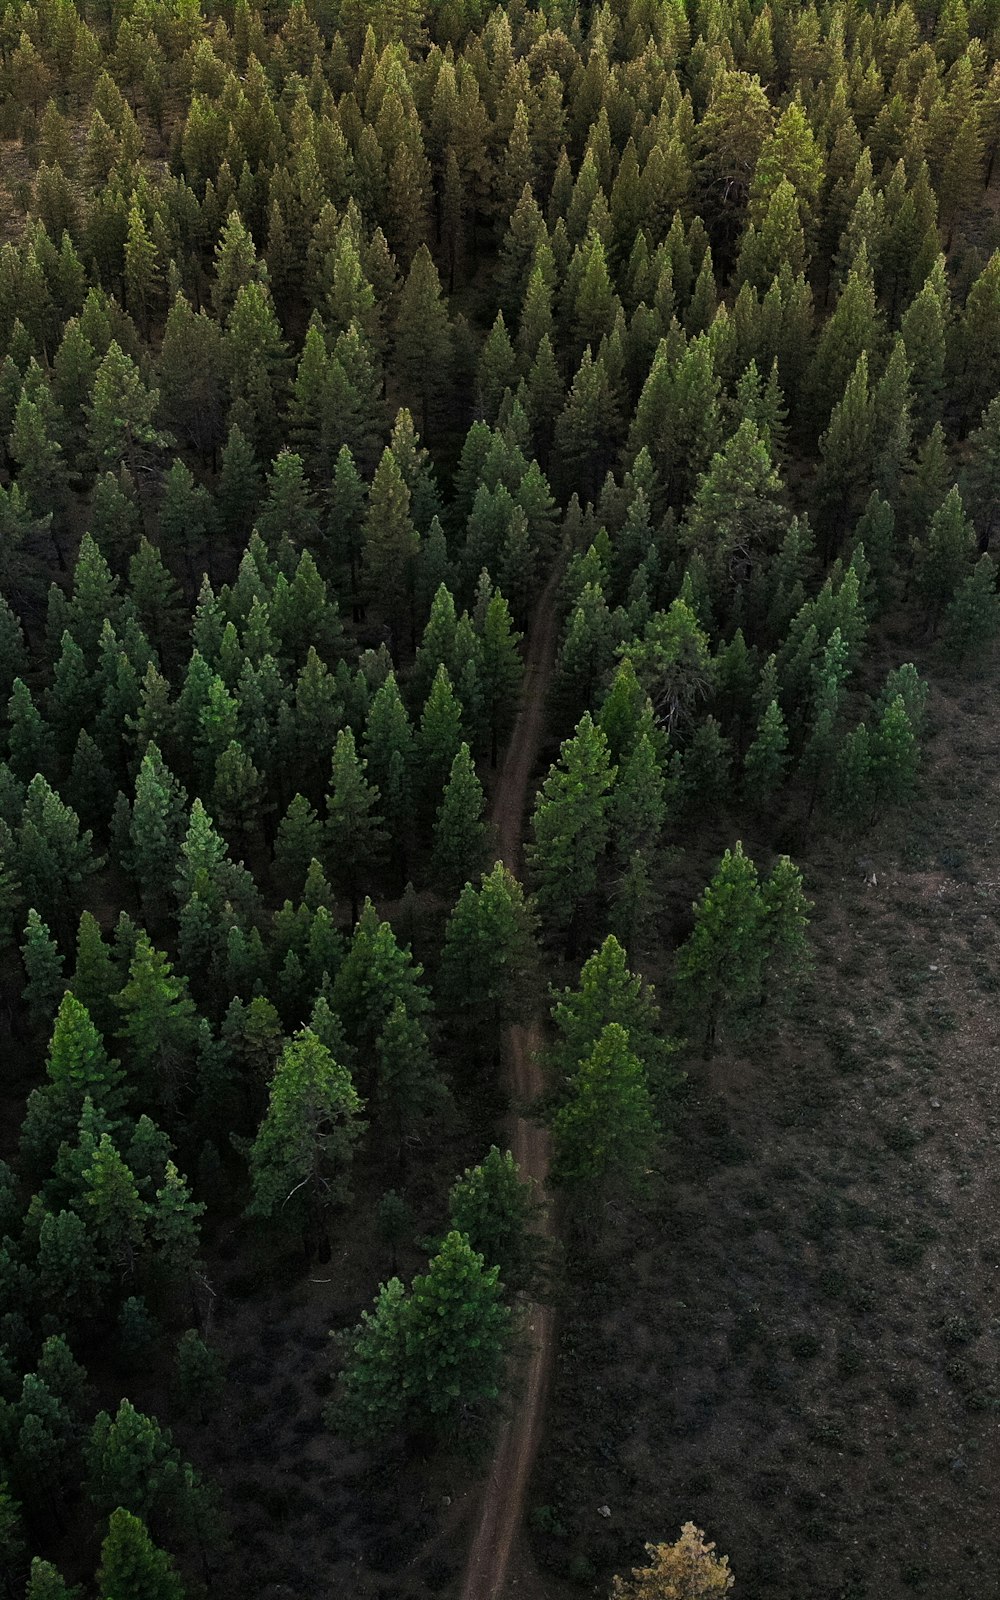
{"left": 530, "top": 626, "right": 1000, "bottom": 1600}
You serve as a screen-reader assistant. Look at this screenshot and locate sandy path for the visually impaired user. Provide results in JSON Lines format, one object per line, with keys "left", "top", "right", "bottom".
{"left": 459, "top": 563, "right": 563, "bottom": 1600}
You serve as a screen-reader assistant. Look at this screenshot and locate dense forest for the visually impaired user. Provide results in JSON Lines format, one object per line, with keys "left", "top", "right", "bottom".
{"left": 0, "top": 0, "right": 999, "bottom": 1593}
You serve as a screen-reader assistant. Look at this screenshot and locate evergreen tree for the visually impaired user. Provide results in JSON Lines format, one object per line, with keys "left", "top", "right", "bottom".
{"left": 551, "top": 1022, "right": 656, "bottom": 1205}
{"left": 21, "top": 908, "right": 65, "bottom": 1032}
{"left": 97, "top": 1507, "right": 184, "bottom": 1600}
{"left": 337, "top": 1231, "right": 509, "bottom": 1441}
{"left": 362, "top": 448, "right": 419, "bottom": 649}
{"left": 527, "top": 712, "right": 615, "bottom": 938}
{"left": 941, "top": 555, "right": 1000, "bottom": 662}
{"left": 872, "top": 695, "right": 919, "bottom": 814}
{"left": 394, "top": 245, "right": 451, "bottom": 440}
{"left": 674, "top": 842, "right": 765, "bottom": 1057}
{"left": 116, "top": 935, "right": 199, "bottom": 1112}
{"left": 325, "top": 727, "right": 384, "bottom": 924}
{"left": 26, "top": 1558, "right": 82, "bottom": 1600}
{"left": 374, "top": 997, "right": 445, "bottom": 1156}
{"left": 174, "top": 1329, "right": 224, "bottom": 1423}
{"left": 431, "top": 743, "right": 488, "bottom": 893}
{"left": 448, "top": 1147, "right": 536, "bottom": 1290}
{"left": 438, "top": 863, "right": 538, "bottom": 1046}
{"left": 247, "top": 1028, "right": 363, "bottom": 1257}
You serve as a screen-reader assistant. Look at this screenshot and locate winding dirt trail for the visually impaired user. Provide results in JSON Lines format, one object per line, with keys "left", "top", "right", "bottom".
{"left": 459, "top": 563, "right": 563, "bottom": 1600}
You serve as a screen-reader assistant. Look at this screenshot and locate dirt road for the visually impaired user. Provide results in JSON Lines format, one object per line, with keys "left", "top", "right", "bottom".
{"left": 459, "top": 564, "right": 563, "bottom": 1600}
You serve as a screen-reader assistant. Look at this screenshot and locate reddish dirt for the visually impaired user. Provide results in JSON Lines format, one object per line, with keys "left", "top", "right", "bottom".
{"left": 459, "top": 564, "right": 563, "bottom": 1600}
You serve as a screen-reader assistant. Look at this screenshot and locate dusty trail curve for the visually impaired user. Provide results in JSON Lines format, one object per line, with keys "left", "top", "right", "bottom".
{"left": 459, "top": 562, "right": 563, "bottom": 1600}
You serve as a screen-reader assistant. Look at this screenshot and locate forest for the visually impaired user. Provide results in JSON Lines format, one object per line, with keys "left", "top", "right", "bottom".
{"left": 0, "top": 0, "right": 999, "bottom": 1593}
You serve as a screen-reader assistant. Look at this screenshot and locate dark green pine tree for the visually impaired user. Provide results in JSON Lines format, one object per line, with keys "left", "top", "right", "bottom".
{"left": 26, "top": 1557, "right": 83, "bottom": 1600}
{"left": 941, "top": 554, "right": 1000, "bottom": 662}
{"left": 742, "top": 698, "right": 789, "bottom": 809}
{"left": 527, "top": 712, "right": 616, "bottom": 938}
{"left": 325, "top": 727, "right": 384, "bottom": 924}
{"left": 273, "top": 793, "right": 325, "bottom": 900}
{"left": 416, "top": 664, "right": 464, "bottom": 819}
{"left": 374, "top": 996, "right": 446, "bottom": 1159}
{"left": 115, "top": 935, "right": 199, "bottom": 1113}
{"left": 247, "top": 1027, "right": 363, "bottom": 1259}
{"left": 438, "top": 863, "right": 538, "bottom": 1051}
{"left": 431, "top": 743, "right": 488, "bottom": 894}
{"left": 393, "top": 245, "right": 452, "bottom": 441}
{"left": 551, "top": 1022, "right": 656, "bottom": 1212}
{"left": 21, "top": 907, "right": 65, "bottom": 1033}
{"left": 448, "top": 1147, "right": 537, "bottom": 1290}
{"left": 96, "top": 1507, "right": 185, "bottom": 1600}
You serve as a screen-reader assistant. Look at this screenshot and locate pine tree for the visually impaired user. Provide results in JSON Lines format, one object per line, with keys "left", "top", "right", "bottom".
{"left": 21, "top": 908, "right": 65, "bottom": 1032}
{"left": 393, "top": 245, "right": 451, "bottom": 440}
{"left": 83, "top": 1134, "right": 147, "bottom": 1281}
{"left": 941, "top": 554, "right": 1000, "bottom": 662}
{"left": 448, "top": 1147, "right": 536, "bottom": 1289}
{"left": 438, "top": 863, "right": 538, "bottom": 1046}
{"left": 397, "top": 1231, "right": 509, "bottom": 1432}
{"left": 416, "top": 664, "right": 464, "bottom": 818}
{"left": 326, "top": 727, "right": 384, "bottom": 924}
{"left": 549, "top": 934, "right": 677, "bottom": 1098}
{"left": 362, "top": 448, "right": 419, "bottom": 648}
{"left": 742, "top": 699, "right": 789, "bottom": 809}
{"left": 871, "top": 695, "right": 918, "bottom": 814}
{"left": 96, "top": 1508, "right": 184, "bottom": 1600}
{"left": 247, "top": 1028, "right": 363, "bottom": 1257}
{"left": 431, "top": 743, "right": 488, "bottom": 893}
{"left": 831, "top": 723, "right": 874, "bottom": 828}
{"left": 129, "top": 742, "right": 187, "bottom": 914}
{"left": 527, "top": 712, "right": 616, "bottom": 937}
{"left": 674, "top": 842, "right": 765, "bottom": 1057}
{"left": 912, "top": 485, "right": 975, "bottom": 628}
{"left": 551, "top": 1022, "right": 656, "bottom": 1203}
{"left": 88, "top": 342, "right": 170, "bottom": 489}
{"left": 26, "top": 1558, "right": 82, "bottom": 1600}
{"left": 116, "top": 935, "right": 199, "bottom": 1112}
{"left": 174, "top": 1329, "right": 224, "bottom": 1423}
{"left": 274, "top": 793, "right": 325, "bottom": 900}
{"left": 374, "top": 996, "right": 445, "bottom": 1155}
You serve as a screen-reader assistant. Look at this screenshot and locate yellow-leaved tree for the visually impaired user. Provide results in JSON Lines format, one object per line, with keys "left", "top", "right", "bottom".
{"left": 611, "top": 1525, "right": 735, "bottom": 1599}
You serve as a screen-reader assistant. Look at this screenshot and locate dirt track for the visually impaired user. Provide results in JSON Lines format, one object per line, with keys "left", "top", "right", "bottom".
{"left": 459, "top": 564, "right": 562, "bottom": 1600}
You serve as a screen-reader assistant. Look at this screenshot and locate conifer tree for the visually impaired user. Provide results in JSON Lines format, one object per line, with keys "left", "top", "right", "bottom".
{"left": 247, "top": 1028, "right": 362, "bottom": 1257}
{"left": 116, "top": 935, "right": 199, "bottom": 1111}
{"left": 431, "top": 742, "right": 488, "bottom": 893}
{"left": 26, "top": 1558, "right": 82, "bottom": 1600}
{"left": 325, "top": 727, "right": 384, "bottom": 924}
{"left": 941, "top": 555, "right": 1000, "bottom": 662}
{"left": 362, "top": 448, "right": 419, "bottom": 648}
{"left": 742, "top": 699, "right": 789, "bottom": 809}
{"left": 674, "top": 842, "right": 765, "bottom": 1057}
{"left": 337, "top": 1231, "right": 509, "bottom": 1441}
{"left": 21, "top": 908, "right": 65, "bottom": 1032}
{"left": 527, "top": 712, "right": 615, "bottom": 937}
{"left": 438, "top": 863, "right": 538, "bottom": 1045}
{"left": 97, "top": 1508, "right": 184, "bottom": 1600}
{"left": 393, "top": 245, "right": 451, "bottom": 440}
{"left": 551, "top": 1022, "right": 656, "bottom": 1204}
{"left": 912, "top": 485, "right": 975, "bottom": 628}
